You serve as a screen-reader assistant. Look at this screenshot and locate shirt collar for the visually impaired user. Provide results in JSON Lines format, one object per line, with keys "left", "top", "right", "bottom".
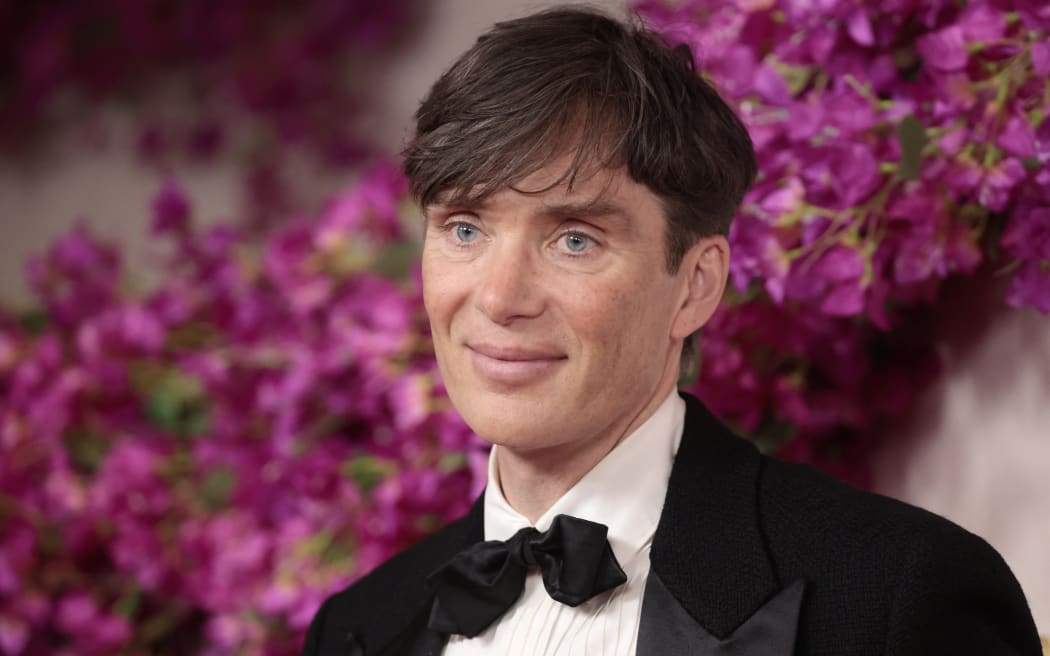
{"left": 483, "top": 389, "right": 685, "bottom": 566}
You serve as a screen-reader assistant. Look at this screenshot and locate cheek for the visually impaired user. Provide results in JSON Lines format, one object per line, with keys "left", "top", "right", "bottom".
{"left": 421, "top": 273, "right": 460, "bottom": 384}
{"left": 421, "top": 254, "right": 460, "bottom": 331}
{"left": 566, "top": 282, "right": 637, "bottom": 352}
{"left": 569, "top": 278, "right": 675, "bottom": 358}
{"left": 421, "top": 280, "right": 444, "bottom": 322}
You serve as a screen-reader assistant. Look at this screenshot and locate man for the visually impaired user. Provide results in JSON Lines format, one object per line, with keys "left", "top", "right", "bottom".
{"left": 304, "top": 7, "right": 1041, "bottom": 655}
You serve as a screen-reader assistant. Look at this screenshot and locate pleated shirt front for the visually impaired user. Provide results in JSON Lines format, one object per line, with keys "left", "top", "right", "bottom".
{"left": 443, "top": 391, "right": 685, "bottom": 656}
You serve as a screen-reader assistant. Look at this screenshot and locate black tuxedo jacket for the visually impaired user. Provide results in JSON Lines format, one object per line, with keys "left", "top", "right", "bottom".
{"left": 303, "top": 393, "right": 1041, "bottom": 655}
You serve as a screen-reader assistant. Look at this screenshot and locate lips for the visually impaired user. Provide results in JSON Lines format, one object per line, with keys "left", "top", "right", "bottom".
{"left": 467, "top": 343, "right": 567, "bottom": 385}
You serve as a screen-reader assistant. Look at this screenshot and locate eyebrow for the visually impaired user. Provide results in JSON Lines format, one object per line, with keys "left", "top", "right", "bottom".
{"left": 424, "top": 196, "right": 632, "bottom": 229}
{"left": 536, "top": 199, "right": 630, "bottom": 224}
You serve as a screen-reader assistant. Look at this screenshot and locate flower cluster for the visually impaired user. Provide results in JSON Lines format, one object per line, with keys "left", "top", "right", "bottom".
{"left": 0, "top": 165, "right": 487, "bottom": 654}
{"left": 0, "top": 0, "right": 416, "bottom": 220}
{"left": 634, "top": 0, "right": 1049, "bottom": 476}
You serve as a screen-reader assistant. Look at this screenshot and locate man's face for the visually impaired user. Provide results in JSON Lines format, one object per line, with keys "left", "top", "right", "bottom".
{"left": 421, "top": 155, "right": 700, "bottom": 453}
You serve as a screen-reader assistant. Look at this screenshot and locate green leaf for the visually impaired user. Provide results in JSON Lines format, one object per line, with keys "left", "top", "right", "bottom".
{"left": 373, "top": 240, "right": 422, "bottom": 279}
{"left": 438, "top": 453, "right": 467, "bottom": 472}
{"left": 147, "top": 391, "right": 180, "bottom": 431}
{"left": 897, "top": 114, "right": 928, "bottom": 181}
{"left": 200, "top": 467, "right": 237, "bottom": 510}
{"left": 342, "top": 455, "right": 391, "bottom": 493}
{"left": 137, "top": 607, "right": 187, "bottom": 644}
{"left": 63, "top": 429, "right": 111, "bottom": 474}
{"left": 37, "top": 524, "right": 65, "bottom": 556}
{"left": 319, "top": 534, "right": 355, "bottom": 568}
{"left": 298, "top": 529, "right": 334, "bottom": 557}
{"left": 113, "top": 585, "right": 143, "bottom": 619}
{"left": 414, "top": 514, "right": 443, "bottom": 533}
{"left": 751, "top": 418, "right": 797, "bottom": 455}
{"left": 17, "top": 310, "right": 49, "bottom": 335}
{"left": 775, "top": 62, "right": 813, "bottom": 96}
{"left": 143, "top": 370, "right": 210, "bottom": 438}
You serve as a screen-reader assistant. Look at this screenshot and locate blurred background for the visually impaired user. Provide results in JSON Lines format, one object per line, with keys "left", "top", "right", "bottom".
{"left": 1, "top": 0, "right": 1048, "bottom": 653}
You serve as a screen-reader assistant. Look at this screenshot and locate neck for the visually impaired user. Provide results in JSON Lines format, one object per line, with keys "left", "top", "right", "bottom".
{"left": 494, "top": 377, "right": 678, "bottom": 524}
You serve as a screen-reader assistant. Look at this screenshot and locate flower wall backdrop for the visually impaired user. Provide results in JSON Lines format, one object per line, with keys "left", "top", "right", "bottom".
{"left": 1, "top": 1, "right": 1047, "bottom": 653}
{"left": 2, "top": 168, "right": 486, "bottom": 654}
{"left": 1, "top": 0, "right": 416, "bottom": 222}
{"left": 636, "top": 0, "right": 1049, "bottom": 480}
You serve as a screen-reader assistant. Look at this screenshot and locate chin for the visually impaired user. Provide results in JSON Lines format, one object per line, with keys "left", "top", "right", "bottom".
{"left": 452, "top": 391, "right": 565, "bottom": 449}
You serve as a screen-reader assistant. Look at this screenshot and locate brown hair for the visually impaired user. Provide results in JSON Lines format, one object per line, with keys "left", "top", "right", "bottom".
{"left": 403, "top": 5, "right": 756, "bottom": 274}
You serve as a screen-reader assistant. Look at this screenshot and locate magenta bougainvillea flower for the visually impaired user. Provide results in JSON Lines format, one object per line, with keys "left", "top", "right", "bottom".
{"left": 0, "top": 167, "right": 487, "bottom": 654}
{"left": 634, "top": 0, "right": 1048, "bottom": 473}
{"left": 0, "top": 0, "right": 417, "bottom": 222}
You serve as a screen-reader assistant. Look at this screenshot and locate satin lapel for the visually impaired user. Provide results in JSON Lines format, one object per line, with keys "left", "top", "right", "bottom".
{"left": 378, "top": 605, "right": 450, "bottom": 656}
{"left": 642, "top": 393, "right": 803, "bottom": 648}
{"left": 375, "top": 495, "right": 485, "bottom": 656}
{"left": 637, "top": 571, "right": 806, "bottom": 656}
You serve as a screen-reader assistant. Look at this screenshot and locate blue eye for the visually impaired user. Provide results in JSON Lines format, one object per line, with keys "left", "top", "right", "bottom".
{"left": 454, "top": 224, "right": 479, "bottom": 243}
{"left": 562, "top": 232, "right": 592, "bottom": 253}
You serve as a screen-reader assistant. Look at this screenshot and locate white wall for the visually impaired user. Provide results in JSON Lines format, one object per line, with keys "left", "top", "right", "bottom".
{"left": 875, "top": 283, "right": 1050, "bottom": 632}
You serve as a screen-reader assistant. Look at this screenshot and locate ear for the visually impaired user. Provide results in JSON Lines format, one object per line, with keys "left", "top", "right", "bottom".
{"left": 670, "top": 235, "right": 730, "bottom": 339}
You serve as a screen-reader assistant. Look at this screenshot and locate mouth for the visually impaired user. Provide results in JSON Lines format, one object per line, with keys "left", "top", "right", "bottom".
{"left": 466, "top": 343, "right": 567, "bottom": 386}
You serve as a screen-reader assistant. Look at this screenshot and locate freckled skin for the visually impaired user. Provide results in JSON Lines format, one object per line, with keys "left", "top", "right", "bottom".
{"left": 421, "top": 155, "right": 728, "bottom": 513}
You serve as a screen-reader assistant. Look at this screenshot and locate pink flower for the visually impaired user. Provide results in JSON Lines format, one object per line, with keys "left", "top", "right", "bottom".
{"left": 996, "top": 115, "right": 1037, "bottom": 159}
{"left": 1031, "top": 42, "right": 1050, "bottom": 76}
{"left": 56, "top": 593, "right": 131, "bottom": 650}
{"left": 315, "top": 162, "right": 409, "bottom": 246}
{"left": 917, "top": 25, "right": 969, "bottom": 72}
{"left": 728, "top": 213, "right": 790, "bottom": 300}
{"left": 978, "top": 158, "right": 1027, "bottom": 211}
{"left": 956, "top": 4, "right": 1007, "bottom": 42}
{"left": 784, "top": 245, "right": 869, "bottom": 317}
{"left": 753, "top": 65, "right": 792, "bottom": 105}
{"left": 804, "top": 142, "right": 882, "bottom": 209}
{"left": 845, "top": 9, "right": 875, "bottom": 46}
{"left": 1002, "top": 205, "right": 1050, "bottom": 262}
{"left": 1005, "top": 260, "right": 1050, "bottom": 314}
{"left": 0, "top": 612, "right": 29, "bottom": 655}
{"left": 150, "top": 181, "right": 191, "bottom": 237}
{"left": 26, "top": 228, "right": 120, "bottom": 326}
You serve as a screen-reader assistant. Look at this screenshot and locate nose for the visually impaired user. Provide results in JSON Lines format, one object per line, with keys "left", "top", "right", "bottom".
{"left": 475, "top": 241, "right": 544, "bottom": 325}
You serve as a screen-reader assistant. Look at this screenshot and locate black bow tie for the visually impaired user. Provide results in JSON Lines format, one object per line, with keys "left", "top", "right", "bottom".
{"left": 425, "top": 514, "right": 628, "bottom": 637}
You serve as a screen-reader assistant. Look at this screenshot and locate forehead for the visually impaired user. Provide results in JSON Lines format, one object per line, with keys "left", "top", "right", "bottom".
{"left": 428, "top": 152, "right": 664, "bottom": 226}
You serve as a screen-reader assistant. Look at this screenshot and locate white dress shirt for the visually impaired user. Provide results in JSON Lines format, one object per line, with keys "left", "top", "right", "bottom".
{"left": 444, "top": 390, "right": 685, "bottom": 656}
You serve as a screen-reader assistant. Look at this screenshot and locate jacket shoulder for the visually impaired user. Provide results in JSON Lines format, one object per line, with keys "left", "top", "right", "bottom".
{"left": 303, "top": 509, "right": 479, "bottom": 655}
{"left": 757, "top": 454, "right": 997, "bottom": 559}
{"left": 759, "top": 455, "right": 956, "bottom": 544}
{"left": 758, "top": 455, "right": 1041, "bottom": 654}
